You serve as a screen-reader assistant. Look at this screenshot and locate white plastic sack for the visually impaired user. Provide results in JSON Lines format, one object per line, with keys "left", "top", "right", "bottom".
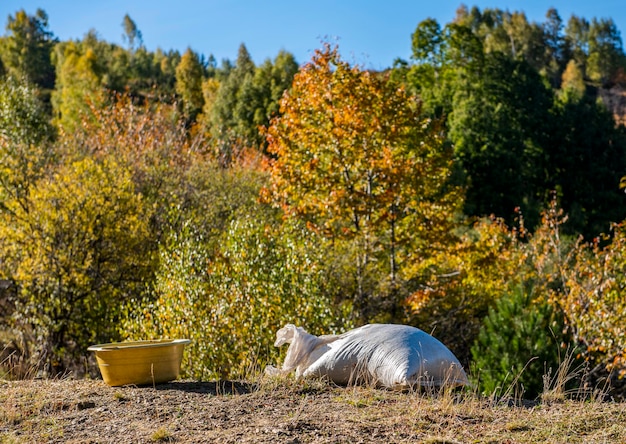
{"left": 268, "top": 323, "right": 468, "bottom": 389}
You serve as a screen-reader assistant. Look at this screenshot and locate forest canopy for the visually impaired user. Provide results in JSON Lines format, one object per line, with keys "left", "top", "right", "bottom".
{"left": 1, "top": 5, "right": 626, "bottom": 398}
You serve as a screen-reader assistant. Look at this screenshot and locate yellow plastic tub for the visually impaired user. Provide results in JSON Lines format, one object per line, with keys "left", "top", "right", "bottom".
{"left": 88, "top": 339, "right": 191, "bottom": 386}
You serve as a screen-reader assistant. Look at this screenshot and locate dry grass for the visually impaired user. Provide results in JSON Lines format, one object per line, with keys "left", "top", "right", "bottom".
{"left": 0, "top": 374, "right": 624, "bottom": 443}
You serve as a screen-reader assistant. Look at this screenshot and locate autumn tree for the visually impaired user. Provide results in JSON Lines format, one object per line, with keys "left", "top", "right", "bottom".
{"left": 560, "top": 59, "right": 586, "bottom": 97}
{"left": 558, "top": 222, "right": 626, "bottom": 383}
{"left": 175, "top": 47, "right": 205, "bottom": 123}
{"left": 265, "top": 44, "right": 462, "bottom": 320}
{"left": 404, "top": 216, "right": 520, "bottom": 364}
{"left": 0, "top": 76, "right": 57, "bottom": 339}
{"left": 58, "top": 92, "right": 200, "bottom": 246}
{"left": 1, "top": 157, "right": 155, "bottom": 374}
{"left": 123, "top": 196, "right": 341, "bottom": 380}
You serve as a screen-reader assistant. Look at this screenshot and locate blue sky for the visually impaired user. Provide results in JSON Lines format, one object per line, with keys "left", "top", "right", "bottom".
{"left": 2, "top": 1, "right": 624, "bottom": 69}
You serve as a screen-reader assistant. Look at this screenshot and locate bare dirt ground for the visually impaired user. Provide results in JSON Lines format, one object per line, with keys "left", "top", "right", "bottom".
{"left": 1, "top": 377, "right": 625, "bottom": 443}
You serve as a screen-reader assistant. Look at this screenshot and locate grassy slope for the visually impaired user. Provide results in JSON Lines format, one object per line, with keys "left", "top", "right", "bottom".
{"left": 0, "top": 377, "right": 625, "bottom": 443}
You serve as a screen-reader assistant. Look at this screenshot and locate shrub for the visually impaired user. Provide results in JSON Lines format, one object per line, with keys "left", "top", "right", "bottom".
{"left": 471, "top": 285, "right": 571, "bottom": 399}
{"left": 559, "top": 221, "right": 626, "bottom": 380}
{"left": 2, "top": 157, "right": 155, "bottom": 374}
{"left": 123, "top": 215, "right": 345, "bottom": 380}
{"left": 403, "top": 217, "right": 519, "bottom": 365}
{"left": 404, "top": 201, "right": 577, "bottom": 370}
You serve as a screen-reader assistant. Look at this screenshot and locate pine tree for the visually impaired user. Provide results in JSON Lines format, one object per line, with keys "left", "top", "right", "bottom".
{"left": 121, "top": 14, "right": 143, "bottom": 52}
{"left": 471, "top": 285, "right": 571, "bottom": 399}
{"left": 0, "top": 8, "right": 56, "bottom": 91}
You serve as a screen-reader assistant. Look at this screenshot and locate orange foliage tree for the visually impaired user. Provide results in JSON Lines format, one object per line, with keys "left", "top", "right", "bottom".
{"left": 264, "top": 44, "right": 463, "bottom": 320}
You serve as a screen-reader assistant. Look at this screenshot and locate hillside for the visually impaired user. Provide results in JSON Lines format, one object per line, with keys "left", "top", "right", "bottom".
{"left": 1, "top": 378, "right": 625, "bottom": 443}
{"left": 4, "top": 6, "right": 626, "bottom": 413}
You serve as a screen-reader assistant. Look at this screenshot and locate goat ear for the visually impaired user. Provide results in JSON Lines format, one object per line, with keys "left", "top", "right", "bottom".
{"left": 274, "top": 324, "right": 297, "bottom": 347}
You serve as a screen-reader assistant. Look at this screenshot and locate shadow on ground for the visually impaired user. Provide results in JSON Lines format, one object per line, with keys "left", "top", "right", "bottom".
{"left": 152, "top": 379, "right": 257, "bottom": 395}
